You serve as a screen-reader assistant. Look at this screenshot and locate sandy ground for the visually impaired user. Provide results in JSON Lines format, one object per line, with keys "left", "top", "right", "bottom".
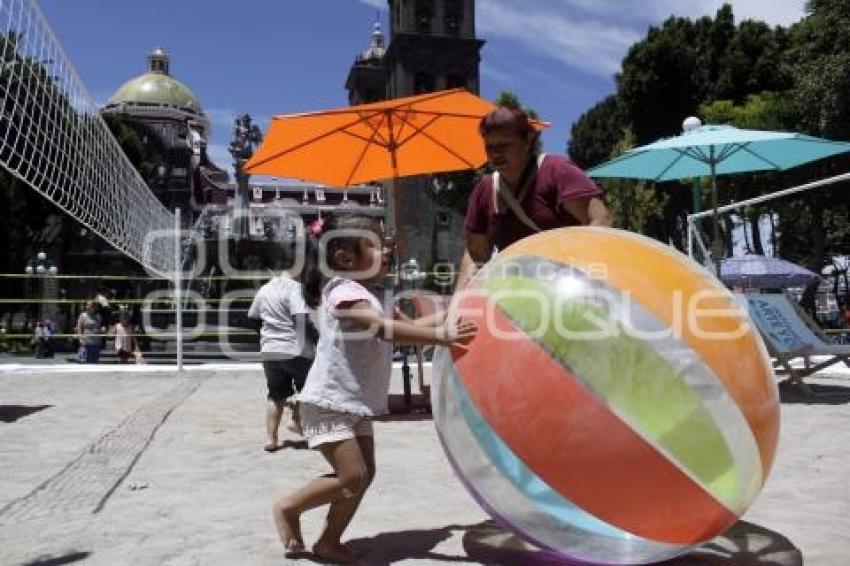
{"left": 1, "top": 364, "right": 849, "bottom": 565}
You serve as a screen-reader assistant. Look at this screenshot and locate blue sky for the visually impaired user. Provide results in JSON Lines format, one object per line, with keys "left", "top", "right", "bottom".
{"left": 41, "top": 0, "right": 805, "bottom": 178}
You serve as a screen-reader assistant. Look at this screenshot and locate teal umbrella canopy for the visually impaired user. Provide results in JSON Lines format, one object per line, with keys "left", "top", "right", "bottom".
{"left": 588, "top": 125, "right": 850, "bottom": 182}
{"left": 588, "top": 124, "right": 850, "bottom": 274}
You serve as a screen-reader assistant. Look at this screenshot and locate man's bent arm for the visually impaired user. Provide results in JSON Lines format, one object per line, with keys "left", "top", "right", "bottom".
{"left": 561, "top": 196, "right": 613, "bottom": 227}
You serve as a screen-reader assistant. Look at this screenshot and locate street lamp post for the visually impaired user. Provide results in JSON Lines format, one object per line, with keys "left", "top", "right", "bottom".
{"left": 682, "top": 116, "right": 710, "bottom": 267}
{"left": 682, "top": 116, "right": 703, "bottom": 214}
{"left": 24, "top": 251, "right": 59, "bottom": 323}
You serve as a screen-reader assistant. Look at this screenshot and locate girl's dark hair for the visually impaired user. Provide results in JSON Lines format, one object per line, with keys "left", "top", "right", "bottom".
{"left": 301, "top": 212, "right": 380, "bottom": 308}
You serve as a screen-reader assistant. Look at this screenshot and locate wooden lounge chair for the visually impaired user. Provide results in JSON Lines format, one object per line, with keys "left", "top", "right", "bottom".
{"left": 741, "top": 292, "right": 850, "bottom": 394}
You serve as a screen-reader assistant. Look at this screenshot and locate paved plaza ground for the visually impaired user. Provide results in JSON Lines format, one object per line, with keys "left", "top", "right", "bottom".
{"left": 1, "top": 364, "right": 849, "bottom": 565}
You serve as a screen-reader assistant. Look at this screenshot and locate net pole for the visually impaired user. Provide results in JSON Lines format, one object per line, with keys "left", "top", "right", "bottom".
{"left": 174, "top": 208, "right": 183, "bottom": 372}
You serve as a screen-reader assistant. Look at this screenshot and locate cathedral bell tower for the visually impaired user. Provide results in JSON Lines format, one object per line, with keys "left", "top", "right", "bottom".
{"left": 381, "top": 0, "right": 484, "bottom": 270}
{"left": 385, "top": 0, "right": 483, "bottom": 97}
{"left": 345, "top": 20, "right": 387, "bottom": 105}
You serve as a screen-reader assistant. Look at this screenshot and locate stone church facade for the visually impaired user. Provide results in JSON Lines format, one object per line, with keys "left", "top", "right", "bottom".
{"left": 345, "top": 0, "right": 484, "bottom": 276}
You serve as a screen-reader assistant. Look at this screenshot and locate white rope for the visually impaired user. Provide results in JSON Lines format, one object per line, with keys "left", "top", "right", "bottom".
{"left": 0, "top": 0, "right": 176, "bottom": 276}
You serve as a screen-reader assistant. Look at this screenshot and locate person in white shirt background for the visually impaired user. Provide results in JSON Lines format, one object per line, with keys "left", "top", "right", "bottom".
{"left": 248, "top": 243, "right": 319, "bottom": 453}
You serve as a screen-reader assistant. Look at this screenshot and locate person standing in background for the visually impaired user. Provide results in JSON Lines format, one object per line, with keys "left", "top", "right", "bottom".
{"left": 248, "top": 252, "right": 318, "bottom": 452}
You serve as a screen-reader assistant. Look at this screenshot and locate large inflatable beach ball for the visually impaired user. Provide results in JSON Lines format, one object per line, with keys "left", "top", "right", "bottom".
{"left": 433, "top": 227, "right": 780, "bottom": 564}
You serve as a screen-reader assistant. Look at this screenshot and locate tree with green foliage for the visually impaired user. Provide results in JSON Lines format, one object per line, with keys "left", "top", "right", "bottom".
{"left": 780, "top": 0, "right": 850, "bottom": 271}
{"left": 0, "top": 31, "right": 79, "bottom": 293}
{"left": 596, "top": 128, "right": 665, "bottom": 233}
{"left": 568, "top": 3, "right": 846, "bottom": 260}
{"left": 616, "top": 16, "right": 704, "bottom": 145}
{"left": 494, "top": 90, "right": 539, "bottom": 120}
{"left": 568, "top": 95, "right": 625, "bottom": 169}
{"left": 101, "top": 114, "right": 165, "bottom": 186}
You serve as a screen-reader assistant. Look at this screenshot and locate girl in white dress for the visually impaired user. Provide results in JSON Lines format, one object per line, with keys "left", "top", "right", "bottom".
{"left": 272, "top": 213, "right": 475, "bottom": 562}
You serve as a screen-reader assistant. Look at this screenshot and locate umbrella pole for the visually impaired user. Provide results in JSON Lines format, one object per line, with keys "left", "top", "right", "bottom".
{"left": 710, "top": 149, "right": 722, "bottom": 277}
{"left": 390, "top": 175, "right": 406, "bottom": 262}
{"left": 389, "top": 174, "right": 413, "bottom": 407}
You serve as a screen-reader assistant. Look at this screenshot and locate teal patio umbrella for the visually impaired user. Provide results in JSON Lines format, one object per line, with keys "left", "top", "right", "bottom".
{"left": 588, "top": 124, "right": 850, "bottom": 273}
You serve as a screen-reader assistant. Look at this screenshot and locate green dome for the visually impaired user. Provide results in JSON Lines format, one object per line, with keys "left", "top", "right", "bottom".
{"left": 108, "top": 72, "right": 202, "bottom": 114}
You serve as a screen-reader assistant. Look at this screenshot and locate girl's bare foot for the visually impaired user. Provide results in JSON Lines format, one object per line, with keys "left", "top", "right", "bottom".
{"left": 284, "top": 539, "right": 306, "bottom": 557}
{"left": 264, "top": 438, "right": 279, "bottom": 452}
{"left": 272, "top": 501, "right": 304, "bottom": 555}
{"left": 286, "top": 419, "right": 303, "bottom": 436}
{"left": 312, "top": 541, "right": 356, "bottom": 563}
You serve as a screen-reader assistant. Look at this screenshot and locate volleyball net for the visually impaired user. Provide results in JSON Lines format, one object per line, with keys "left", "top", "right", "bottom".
{"left": 0, "top": 0, "right": 176, "bottom": 276}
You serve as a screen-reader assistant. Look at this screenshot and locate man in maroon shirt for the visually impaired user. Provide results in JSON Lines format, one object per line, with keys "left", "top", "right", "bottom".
{"left": 455, "top": 107, "right": 612, "bottom": 293}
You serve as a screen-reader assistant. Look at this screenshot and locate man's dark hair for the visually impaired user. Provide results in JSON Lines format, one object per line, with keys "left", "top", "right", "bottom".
{"left": 479, "top": 106, "right": 534, "bottom": 139}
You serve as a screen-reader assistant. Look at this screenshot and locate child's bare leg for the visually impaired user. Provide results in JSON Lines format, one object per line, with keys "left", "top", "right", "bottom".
{"left": 272, "top": 497, "right": 306, "bottom": 554}
{"left": 265, "top": 400, "right": 284, "bottom": 451}
{"left": 287, "top": 401, "right": 303, "bottom": 435}
{"left": 272, "top": 438, "right": 367, "bottom": 558}
{"left": 314, "top": 435, "right": 375, "bottom": 562}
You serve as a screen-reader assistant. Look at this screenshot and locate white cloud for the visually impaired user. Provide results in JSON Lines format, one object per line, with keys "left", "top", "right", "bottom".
{"left": 555, "top": 0, "right": 805, "bottom": 27}
{"left": 651, "top": 0, "right": 806, "bottom": 27}
{"left": 356, "top": 0, "right": 387, "bottom": 11}
{"left": 204, "top": 107, "right": 237, "bottom": 131}
{"left": 204, "top": 108, "right": 274, "bottom": 140}
{"left": 477, "top": 0, "right": 806, "bottom": 80}
{"left": 478, "top": 0, "right": 640, "bottom": 79}
{"left": 480, "top": 62, "right": 513, "bottom": 84}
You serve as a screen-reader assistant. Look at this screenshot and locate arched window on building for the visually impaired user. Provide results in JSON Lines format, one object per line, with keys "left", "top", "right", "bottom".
{"left": 364, "top": 87, "right": 382, "bottom": 103}
{"left": 415, "top": 0, "right": 433, "bottom": 33}
{"left": 447, "top": 73, "right": 466, "bottom": 89}
{"left": 414, "top": 72, "right": 435, "bottom": 94}
{"left": 445, "top": 0, "right": 463, "bottom": 35}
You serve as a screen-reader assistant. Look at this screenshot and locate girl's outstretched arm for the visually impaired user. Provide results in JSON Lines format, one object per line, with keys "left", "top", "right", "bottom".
{"left": 393, "top": 306, "right": 447, "bottom": 327}
{"left": 337, "top": 300, "right": 476, "bottom": 350}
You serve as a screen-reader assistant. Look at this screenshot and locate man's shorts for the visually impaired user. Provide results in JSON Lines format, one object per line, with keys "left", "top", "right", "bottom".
{"left": 298, "top": 403, "right": 373, "bottom": 449}
{"left": 262, "top": 356, "right": 312, "bottom": 402}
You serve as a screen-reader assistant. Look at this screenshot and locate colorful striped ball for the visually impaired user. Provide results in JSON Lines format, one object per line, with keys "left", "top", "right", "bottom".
{"left": 432, "top": 227, "right": 779, "bottom": 564}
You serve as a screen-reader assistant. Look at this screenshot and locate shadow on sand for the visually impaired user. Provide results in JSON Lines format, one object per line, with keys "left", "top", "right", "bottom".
{"left": 279, "top": 439, "right": 309, "bottom": 450}
{"left": 23, "top": 551, "right": 91, "bottom": 566}
{"left": 457, "top": 520, "right": 801, "bottom": 566}
{"left": 374, "top": 394, "right": 434, "bottom": 423}
{"left": 345, "top": 524, "right": 483, "bottom": 564}
{"left": 0, "top": 404, "right": 52, "bottom": 423}
{"left": 779, "top": 380, "right": 850, "bottom": 405}
{"left": 282, "top": 519, "right": 801, "bottom": 564}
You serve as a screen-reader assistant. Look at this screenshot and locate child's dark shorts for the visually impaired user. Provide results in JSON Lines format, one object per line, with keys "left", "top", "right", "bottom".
{"left": 262, "top": 356, "right": 313, "bottom": 402}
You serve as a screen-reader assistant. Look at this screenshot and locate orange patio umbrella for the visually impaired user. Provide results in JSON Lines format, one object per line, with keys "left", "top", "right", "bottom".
{"left": 244, "top": 88, "right": 496, "bottom": 186}
{"left": 244, "top": 88, "right": 547, "bottom": 260}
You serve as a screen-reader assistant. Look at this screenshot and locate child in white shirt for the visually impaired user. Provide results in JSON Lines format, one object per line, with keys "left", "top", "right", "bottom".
{"left": 248, "top": 264, "right": 317, "bottom": 451}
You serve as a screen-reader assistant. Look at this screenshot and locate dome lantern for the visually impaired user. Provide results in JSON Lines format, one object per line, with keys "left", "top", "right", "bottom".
{"left": 148, "top": 46, "right": 170, "bottom": 75}
{"left": 359, "top": 20, "right": 386, "bottom": 61}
